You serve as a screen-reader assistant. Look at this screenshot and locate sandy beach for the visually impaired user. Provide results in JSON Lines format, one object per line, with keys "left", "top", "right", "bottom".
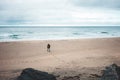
{"left": 0, "top": 38, "right": 120, "bottom": 80}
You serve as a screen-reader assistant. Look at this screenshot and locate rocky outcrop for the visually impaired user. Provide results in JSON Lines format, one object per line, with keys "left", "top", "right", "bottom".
{"left": 17, "top": 68, "right": 56, "bottom": 80}
{"left": 16, "top": 64, "right": 120, "bottom": 80}
{"left": 62, "top": 76, "right": 80, "bottom": 80}
{"left": 101, "top": 64, "right": 120, "bottom": 80}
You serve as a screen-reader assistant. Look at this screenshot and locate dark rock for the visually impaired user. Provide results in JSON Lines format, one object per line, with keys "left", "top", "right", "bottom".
{"left": 17, "top": 68, "right": 56, "bottom": 80}
{"left": 101, "top": 64, "right": 120, "bottom": 80}
{"left": 62, "top": 76, "right": 80, "bottom": 80}
{"left": 90, "top": 74, "right": 101, "bottom": 78}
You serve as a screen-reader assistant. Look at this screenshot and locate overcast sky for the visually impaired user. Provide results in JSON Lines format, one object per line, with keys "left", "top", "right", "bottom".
{"left": 0, "top": 0, "right": 120, "bottom": 26}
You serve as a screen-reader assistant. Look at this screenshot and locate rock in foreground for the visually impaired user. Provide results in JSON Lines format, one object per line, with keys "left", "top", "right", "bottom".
{"left": 17, "top": 68, "right": 56, "bottom": 80}
{"left": 101, "top": 64, "right": 120, "bottom": 80}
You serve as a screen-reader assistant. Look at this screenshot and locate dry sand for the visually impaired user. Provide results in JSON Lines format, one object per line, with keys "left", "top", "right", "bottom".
{"left": 0, "top": 38, "right": 120, "bottom": 80}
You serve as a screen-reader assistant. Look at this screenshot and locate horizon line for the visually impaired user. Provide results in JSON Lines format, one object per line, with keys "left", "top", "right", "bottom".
{"left": 0, "top": 25, "right": 120, "bottom": 27}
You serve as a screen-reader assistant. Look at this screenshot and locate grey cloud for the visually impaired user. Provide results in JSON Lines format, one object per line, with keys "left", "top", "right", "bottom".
{"left": 6, "top": 18, "right": 25, "bottom": 25}
{"left": 71, "top": 0, "right": 120, "bottom": 9}
{"left": 0, "top": 16, "right": 26, "bottom": 25}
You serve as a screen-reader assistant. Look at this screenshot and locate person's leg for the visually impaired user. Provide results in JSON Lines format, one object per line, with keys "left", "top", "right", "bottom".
{"left": 47, "top": 48, "right": 48, "bottom": 52}
{"left": 48, "top": 48, "right": 50, "bottom": 52}
{"left": 49, "top": 48, "right": 50, "bottom": 52}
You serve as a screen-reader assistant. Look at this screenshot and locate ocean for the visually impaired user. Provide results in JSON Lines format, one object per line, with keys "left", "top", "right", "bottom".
{"left": 0, "top": 26, "right": 120, "bottom": 42}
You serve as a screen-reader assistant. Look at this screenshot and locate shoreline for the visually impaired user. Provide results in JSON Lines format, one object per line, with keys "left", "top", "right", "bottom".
{"left": 0, "top": 36, "right": 120, "bottom": 43}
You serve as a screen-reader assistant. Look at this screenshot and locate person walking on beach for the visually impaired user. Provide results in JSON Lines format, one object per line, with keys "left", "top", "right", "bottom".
{"left": 47, "top": 44, "right": 51, "bottom": 52}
